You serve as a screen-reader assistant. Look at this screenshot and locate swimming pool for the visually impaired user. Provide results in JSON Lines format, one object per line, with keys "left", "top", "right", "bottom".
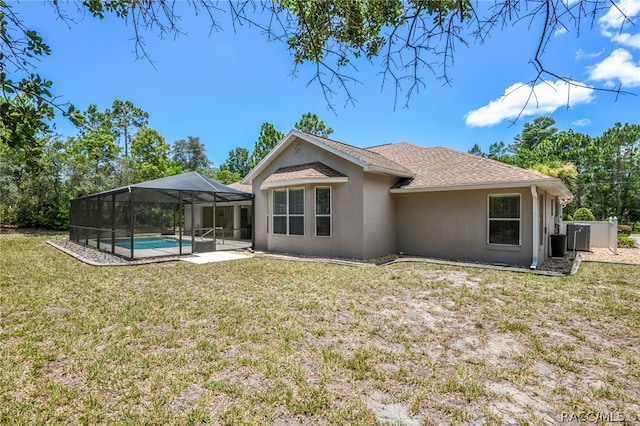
{"left": 114, "top": 236, "right": 191, "bottom": 250}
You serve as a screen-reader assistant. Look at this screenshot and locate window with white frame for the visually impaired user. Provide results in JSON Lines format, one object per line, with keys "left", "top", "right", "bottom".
{"left": 273, "top": 188, "right": 304, "bottom": 235}
{"left": 488, "top": 194, "right": 521, "bottom": 245}
{"left": 315, "top": 187, "right": 331, "bottom": 237}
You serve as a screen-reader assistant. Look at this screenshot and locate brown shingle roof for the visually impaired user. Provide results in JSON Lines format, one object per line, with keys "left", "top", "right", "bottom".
{"left": 228, "top": 182, "right": 253, "bottom": 193}
{"left": 301, "top": 132, "right": 413, "bottom": 176}
{"left": 243, "top": 129, "right": 569, "bottom": 197}
{"left": 263, "top": 162, "right": 346, "bottom": 184}
{"left": 366, "top": 143, "right": 556, "bottom": 189}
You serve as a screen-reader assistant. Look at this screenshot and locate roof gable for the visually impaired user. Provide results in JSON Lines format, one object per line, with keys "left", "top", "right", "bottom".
{"left": 242, "top": 129, "right": 413, "bottom": 184}
{"left": 302, "top": 133, "right": 413, "bottom": 176}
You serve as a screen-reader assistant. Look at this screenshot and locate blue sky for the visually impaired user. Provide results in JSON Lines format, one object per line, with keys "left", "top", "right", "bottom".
{"left": 11, "top": 1, "right": 640, "bottom": 166}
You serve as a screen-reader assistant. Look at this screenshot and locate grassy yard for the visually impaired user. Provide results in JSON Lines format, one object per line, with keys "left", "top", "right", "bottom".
{"left": 1, "top": 234, "right": 639, "bottom": 425}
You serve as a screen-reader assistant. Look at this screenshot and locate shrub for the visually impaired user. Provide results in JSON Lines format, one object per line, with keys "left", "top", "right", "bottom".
{"left": 618, "top": 235, "right": 636, "bottom": 249}
{"left": 618, "top": 225, "right": 632, "bottom": 236}
{"left": 573, "top": 207, "right": 595, "bottom": 221}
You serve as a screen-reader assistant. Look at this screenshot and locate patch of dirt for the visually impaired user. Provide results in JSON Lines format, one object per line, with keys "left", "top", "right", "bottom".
{"left": 364, "top": 390, "right": 421, "bottom": 426}
{"left": 167, "top": 384, "right": 205, "bottom": 413}
{"left": 453, "top": 333, "right": 523, "bottom": 366}
{"left": 484, "top": 381, "right": 557, "bottom": 422}
{"left": 366, "top": 267, "right": 640, "bottom": 424}
{"left": 411, "top": 269, "right": 482, "bottom": 287}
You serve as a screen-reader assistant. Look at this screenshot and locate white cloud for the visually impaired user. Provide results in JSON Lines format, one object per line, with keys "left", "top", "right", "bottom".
{"left": 572, "top": 118, "right": 591, "bottom": 127}
{"left": 465, "top": 80, "right": 595, "bottom": 127}
{"left": 599, "top": 0, "right": 640, "bottom": 50}
{"left": 588, "top": 48, "right": 640, "bottom": 87}
{"left": 575, "top": 48, "right": 605, "bottom": 60}
{"left": 611, "top": 32, "right": 640, "bottom": 49}
{"left": 599, "top": 0, "right": 640, "bottom": 30}
{"left": 554, "top": 27, "right": 568, "bottom": 37}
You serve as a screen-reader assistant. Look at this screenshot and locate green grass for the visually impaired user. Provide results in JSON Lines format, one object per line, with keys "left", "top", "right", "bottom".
{"left": 1, "top": 233, "right": 639, "bottom": 425}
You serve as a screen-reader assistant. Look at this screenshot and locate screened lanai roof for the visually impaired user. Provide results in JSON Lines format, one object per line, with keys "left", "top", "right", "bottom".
{"left": 75, "top": 171, "right": 253, "bottom": 203}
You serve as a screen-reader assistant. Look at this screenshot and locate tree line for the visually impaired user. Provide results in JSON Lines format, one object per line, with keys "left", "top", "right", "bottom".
{"left": 0, "top": 100, "right": 333, "bottom": 230}
{"left": 3, "top": 2, "right": 637, "bottom": 231}
{"left": 469, "top": 117, "right": 640, "bottom": 225}
{"left": 2, "top": 98, "right": 638, "bottom": 230}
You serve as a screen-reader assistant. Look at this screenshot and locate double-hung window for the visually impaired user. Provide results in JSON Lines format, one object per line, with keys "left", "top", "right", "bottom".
{"left": 273, "top": 188, "right": 304, "bottom": 235}
{"left": 488, "top": 194, "right": 521, "bottom": 245}
{"left": 315, "top": 187, "right": 331, "bottom": 237}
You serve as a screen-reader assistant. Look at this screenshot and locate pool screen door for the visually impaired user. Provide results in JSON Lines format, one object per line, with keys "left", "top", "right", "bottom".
{"left": 193, "top": 202, "right": 216, "bottom": 253}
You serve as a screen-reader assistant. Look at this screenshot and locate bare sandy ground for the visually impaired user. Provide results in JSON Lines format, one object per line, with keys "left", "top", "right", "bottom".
{"left": 580, "top": 247, "right": 640, "bottom": 264}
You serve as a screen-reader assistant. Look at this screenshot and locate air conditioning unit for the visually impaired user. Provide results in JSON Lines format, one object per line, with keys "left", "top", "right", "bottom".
{"left": 566, "top": 223, "right": 591, "bottom": 251}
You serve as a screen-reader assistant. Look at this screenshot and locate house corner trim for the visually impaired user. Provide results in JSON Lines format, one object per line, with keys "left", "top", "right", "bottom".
{"left": 530, "top": 185, "right": 539, "bottom": 270}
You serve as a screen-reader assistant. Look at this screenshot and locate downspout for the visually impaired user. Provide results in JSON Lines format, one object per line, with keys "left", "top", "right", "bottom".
{"left": 530, "top": 185, "right": 539, "bottom": 270}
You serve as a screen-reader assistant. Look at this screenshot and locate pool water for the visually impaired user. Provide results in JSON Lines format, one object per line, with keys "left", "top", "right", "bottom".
{"left": 114, "top": 237, "right": 191, "bottom": 250}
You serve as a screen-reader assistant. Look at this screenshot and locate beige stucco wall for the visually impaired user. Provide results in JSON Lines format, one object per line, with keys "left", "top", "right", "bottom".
{"left": 394, "top": 188, "right": 535, "bottom": 267}
{"left": 250, "top": 136, "right": 557, "bottom": 266}
{"left": 252, "top": 136, "right": 368, "bottom": 259}
{"left": 363, "top": 173, "right": 398, "bottom": 258}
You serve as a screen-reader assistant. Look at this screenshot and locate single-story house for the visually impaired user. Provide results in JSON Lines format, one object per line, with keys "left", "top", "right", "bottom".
{"left": 242, "top": 129, "right": 573, "bottom": 268}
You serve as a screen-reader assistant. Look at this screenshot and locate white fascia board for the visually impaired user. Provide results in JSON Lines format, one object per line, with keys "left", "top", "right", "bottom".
{"left": 542, "top": 180, "right": 573, "bottom": 201}
{"left": 390, "top": 182, "right": 529, "bottom": 193}
{"left": 260, "top": 177, "right": 348, "bottom": 190}
{"left": 389, "top": 179, "right": 555, "bottom": 194}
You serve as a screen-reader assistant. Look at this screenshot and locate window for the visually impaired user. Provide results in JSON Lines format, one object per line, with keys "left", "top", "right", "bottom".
{"left": 273, "top": 190, "right": 287, "bottom": 234}
{"left": 488, "top": 194, "right": 521, "bottom": 245}
{"left": 288, "top": 188, "right": 304, "bottom": 235}
{"left": 273, "top": 188, "right": 304, "bottom": 235}
{"left": 315, "top": 187, "right": 331, "bottom": 237}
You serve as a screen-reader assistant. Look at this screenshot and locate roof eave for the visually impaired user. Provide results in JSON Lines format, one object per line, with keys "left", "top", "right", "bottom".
{"left": 390, "top": 178, "right": 573, "bottom": 198}
{"left": 538, "top": 179, "right": 573, "bottom": 201}
{"left": 260, "top": 177, "right": 348, "bottom": 190}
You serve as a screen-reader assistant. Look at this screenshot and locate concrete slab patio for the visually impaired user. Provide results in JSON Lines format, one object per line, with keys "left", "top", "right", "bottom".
{"left": 181, "top": 251, "right": 252, "bottom": 264}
